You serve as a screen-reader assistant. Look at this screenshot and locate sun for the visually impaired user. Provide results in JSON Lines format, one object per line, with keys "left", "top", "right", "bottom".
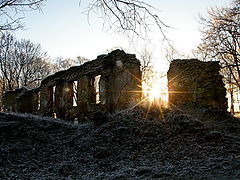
{"left": 149, "top": 86, "right": 161, "bottom": 101}
{"left": 142, "top": 76, "right": 169, "bottom": 107}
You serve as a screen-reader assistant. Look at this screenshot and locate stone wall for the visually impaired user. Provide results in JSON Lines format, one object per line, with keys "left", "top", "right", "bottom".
{"left": 3, "top": 50, "right": 142, "bottom": 120}
{"left": 54, "top": 80, "right": 74, "bottom": 119}
{"left": 2, "top": 88, "right": 27, "bottom": 112}
{"left": 4, "top": 53, "right": 228, "bottom": 119}
{"left": 16, "top": 88, "right": 40, "bottom": 113}
{"left": 167, "top": 59, "right": 227, "bottom": 110}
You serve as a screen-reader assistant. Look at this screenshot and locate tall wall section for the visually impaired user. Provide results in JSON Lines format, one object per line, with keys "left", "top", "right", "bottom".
{"left": 167, "top": 59, "right": 227, "bottom": 110}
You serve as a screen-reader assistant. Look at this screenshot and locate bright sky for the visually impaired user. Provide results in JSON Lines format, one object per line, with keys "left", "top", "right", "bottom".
{"left": 14, "top": 0, "right": 231, "bottom": 71}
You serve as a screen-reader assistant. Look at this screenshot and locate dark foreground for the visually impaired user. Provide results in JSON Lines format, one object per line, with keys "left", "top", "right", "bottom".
{"left": 1, "top": 107, "right": 240, "bottom": 179}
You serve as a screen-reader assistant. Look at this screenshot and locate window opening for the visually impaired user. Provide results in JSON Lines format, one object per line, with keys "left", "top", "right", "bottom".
{"left": 94, "top": 75, "right": 101, "bottom": 104}
{"left": 37, "top": 91, "right": 41, "bottom": 110}
{"left": 73, "top": 81, "right": 78, "bottom": 106}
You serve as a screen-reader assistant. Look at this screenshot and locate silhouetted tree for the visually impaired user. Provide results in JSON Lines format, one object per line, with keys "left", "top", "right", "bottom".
{"left": 0, "top": 32, "right": 52, "bottom": 90}
{"left": 0, "top": 0, "right": 169, "bottom": 43}
{"left": 14, "top": 39, "right": 52, "bottom": 88}
{"left": 76, "top": 56, "right": 89, "bottom": 65}
{"left": 164, "top": 46, "right": 181, "bottom": 63}
{"left": 139, "top": 48, "right": 153, "bottom": 85}
{"left": 196, "top": 0, "right": 240, "bottom": 112}
{"left": 197, "top": 0, "right": 239, "bottom": 84}
{"left": 53, "top": 56, "right": 90, "bottom": 71}
{"left": 86, "top": 0, "right": 169, "bottom": 41}
{"left": 0, "top": 0, "right": 45, "bottom": 31}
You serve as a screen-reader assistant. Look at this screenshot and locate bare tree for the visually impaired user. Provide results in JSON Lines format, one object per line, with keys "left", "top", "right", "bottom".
{"left": 86, "top": 0, "right": 169, "bottom": 41}
{"left": 0, "top": 32, "right": 17, "bottom": 90}
{"left": 164, "top": 46, "right": 181, "bottom": 63}
{"left": 76, "top": 56, "right": 89, "bottom": 65}
{"left": 138, "top": 48, "right": 156, "bottom": 100}
{"left": 196, "top": 0, "right": 240, "bottom": 112}
{"left": 54, "top": 57, "right": 74, "bottom": 71}
{"left": 139, "top": 48, "right": 153, "bottom": 84}
{"left": 197, "top": 0, "right": 240, "bottom": 83}
{"left": 0, "top": 0, "right": 45, "bottom": 31}
{"left": 0, "top": 0, "right": 169, "bottom": 43}
{"left": 14, "top": 39, "right": 51, "bottom": 88}
{"left": 53, "top": 56, "right": 90, "bottom": 71}
{"left": 0, "top": 0, "right": 170, "bottom": 45}
{"left": 0, "top": 32, "right": 51, "bottom": 90}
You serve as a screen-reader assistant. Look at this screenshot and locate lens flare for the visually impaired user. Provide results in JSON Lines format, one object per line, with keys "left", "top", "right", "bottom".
{"left": 149, "top": 86, "right": 161, "bottom": 101}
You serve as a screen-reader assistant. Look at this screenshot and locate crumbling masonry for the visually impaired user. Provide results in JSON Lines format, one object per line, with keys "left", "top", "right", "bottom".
{"left": 2, "top": 55, "right": 228, "bottom": 119}
{"left": 167, "top": 59, "right": 227, "bottom": 110}
{"left": 2, "top": 50, "right": 142, "bottom": 120}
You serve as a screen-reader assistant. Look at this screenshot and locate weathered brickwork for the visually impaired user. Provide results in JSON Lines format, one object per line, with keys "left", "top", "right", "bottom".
{"left": 167, "top": 59, "right": 227, "bottom": 110}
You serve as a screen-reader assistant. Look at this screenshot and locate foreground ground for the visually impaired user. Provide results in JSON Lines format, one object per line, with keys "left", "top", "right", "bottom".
{"left": 1, "top": 107, "right": 240, "bottom": 179}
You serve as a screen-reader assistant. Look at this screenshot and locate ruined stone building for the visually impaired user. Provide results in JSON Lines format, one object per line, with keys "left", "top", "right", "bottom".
{"left": 3, "top": 53, "right": 228, "bottom": 119}
{"left": 2, "top": 50, "right": 142, "bottom": 120}
{"left": 167, "top": 59, "right": 227, "bottom": 110}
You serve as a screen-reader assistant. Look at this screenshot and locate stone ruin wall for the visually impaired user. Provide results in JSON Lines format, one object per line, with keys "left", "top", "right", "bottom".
{"left": 2, "top": 50, "right": 142, "bottom": 120}
{"left": 2, "top": 88, "right": 27, "bottom": 112}
{"left": 167, "top": 59, "right": 227, "bottom": 110}
{"left": 3, "top": 55, "right": 229, "bottom": 120}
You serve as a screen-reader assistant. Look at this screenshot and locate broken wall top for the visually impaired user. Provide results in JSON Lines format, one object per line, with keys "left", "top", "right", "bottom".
{"left": 168, "top": 59, "right": 222, "bottom": 84}
{"left": 3, "top": 87, "right": 27, "bottom": 97}
{"left": 168, "top": 59, "right": 220, "bottom": 72}
{"left": 16, "top": 87, "right": 40, "bottom": 101}
{"left": 167, "top": 59, "right": 227, "bottom": 110}
{"left": 41, "top": 50, "right": 140, "bottom": 87}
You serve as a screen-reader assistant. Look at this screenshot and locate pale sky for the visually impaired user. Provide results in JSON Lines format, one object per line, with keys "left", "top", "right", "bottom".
{"left": 14, "top": 0, "right": 231, "bottom": 71}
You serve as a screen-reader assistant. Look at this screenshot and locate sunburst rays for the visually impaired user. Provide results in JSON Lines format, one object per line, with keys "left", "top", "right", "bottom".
{"left": 111, "top": 67, "right": 188, "bottom": 121}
